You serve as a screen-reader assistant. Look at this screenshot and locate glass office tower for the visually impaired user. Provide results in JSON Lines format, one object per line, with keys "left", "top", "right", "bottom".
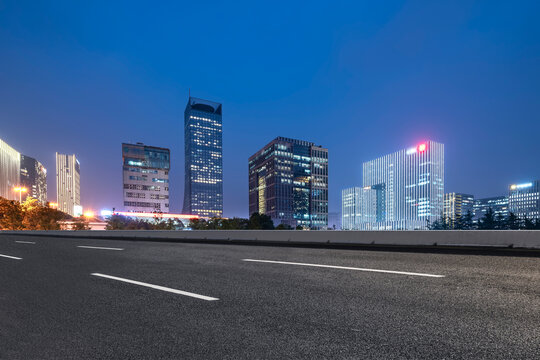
{"left": 473, "top": 196, "right": 509, "bottom": 223}
{"left": 443, "top": 193, "right": 474, "bottom": 227}
{"left": 362, "top": 140, "right": 444, "bottom": 230}
{"left": 20, "top": 154, "right": 47, "bottom": 205}
{"left": 122, "top": 143, "right": 170, "bottom": 213}
{"left": 508, "top": 181, "right": 540, "bottom": 219}
{"left": 183, "top": 97, "right": 223, "bottom": 217}
{"left": 249, "top": 137, "right": 328, "bottom": 229}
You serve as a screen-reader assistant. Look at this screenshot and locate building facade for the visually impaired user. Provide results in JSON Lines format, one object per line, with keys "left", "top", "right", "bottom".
{"left": 443, "top": 193, "right": 474, "bottom": 227}
{"left": 472, "top": 196, "right": 509, "bottom": 223}
{"left": 20, "top": 154, "right": 47, "bottom": 205}
{"left": 361, "top": 141, "right": 445, "bottom": 230}
{"left": 0, "top": 138, "right": 21, "bottom": 201}
{"left": 183, "top": 97, "right": 223, "bottom": 217}
{"left": 122, "top": 143, "right": 170, "bottom": 213}
{"left": 56, "top": 153, "right": 81, "bottom": 217}
{"left": 249, "top": 137, "right": 328, "bottom": 229}
{"left": 508, "top": 181, "right": 540, "bottom": 219}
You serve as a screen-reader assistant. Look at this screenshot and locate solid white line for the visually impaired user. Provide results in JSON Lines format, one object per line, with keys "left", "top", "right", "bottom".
{"left": 15, "top": 241, "right": 36, "bottom": 244}
{"left": 0, "top": 253, "right": 22, "bottom": 260}
{"left": 91, "top": 273, "right": 219, "bottom": 301}
{"left": 77, "top": 246, "right": 124, "bottom": 251}
{"left": 242, "top": 259, "right": 445, "bottom": 278}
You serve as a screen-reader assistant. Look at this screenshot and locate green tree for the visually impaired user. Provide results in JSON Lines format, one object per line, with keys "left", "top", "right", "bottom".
{"left": 0, "top": 197, "right": 24, "bottom": 230}
{"left": 461, "top": 210, "right": 475, "bottom": 230}
{"left": 72, "top": 217, "right": 91, "bottom": 230}
{"left": 506, "top": 212, "right": 520, "bottom": 230}
{"left": 276, "top": 223, "right": 292, "bottom": 230}
{"left": 248, "top": 213, "right": 274, "bottom": 230}
{"left": 477, "top": 208, "right": 497, "bottom": 230}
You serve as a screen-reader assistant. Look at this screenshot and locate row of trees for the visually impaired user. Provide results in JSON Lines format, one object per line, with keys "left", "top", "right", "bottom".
{"left": 428, "top": 209, "right": 540, "bottom": 230}
{"left": 105, "top": 214, "right": 184, "bottom": 230}
{"left": 188, "top": 213, "right": 299, "bottom": 230}
{"left": 0, "top": 197, "right": 89, "bottom": 230}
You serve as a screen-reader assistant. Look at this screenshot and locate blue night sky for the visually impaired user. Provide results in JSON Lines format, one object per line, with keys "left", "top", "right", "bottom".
{"left": 1, "top": 1, "right": 539, "bottom": 217}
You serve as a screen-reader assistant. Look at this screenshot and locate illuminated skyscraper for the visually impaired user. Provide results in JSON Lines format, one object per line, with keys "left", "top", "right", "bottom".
{"left": 56, "top": 153, "right": 81, "bottom": 216}
{"left": 443, "top": 193, "right": 474, "bottom": 227}
{"left": 20, "top": 154, "right": 47, "bottom": 205}
{"left": 508, "top": 181, "right": 540, "bottom": 219}
{"left": 362, "top": 141, "right": 444, "bottom": 230}
{"left": 0, "top": 138, "right": 21, "bottom": 201}
{"left": 122, "top": 143, "right": 170, "bottom": 213}
{"left": 183, "top": 97, "right": 223, "bottom": 217}
{"left": 249, "top": 137, "right": 328, "bottom": 229}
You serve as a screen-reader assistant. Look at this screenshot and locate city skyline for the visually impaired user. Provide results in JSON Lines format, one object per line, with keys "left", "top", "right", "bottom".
{"left": 1, "top": 1, "right": 540, "bottom": 217}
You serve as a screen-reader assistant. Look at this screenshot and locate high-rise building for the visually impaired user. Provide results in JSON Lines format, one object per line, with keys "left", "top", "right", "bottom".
{"left": 0, "top": 138, "right": 21, "bottom": 201}
{"left": 20, "top": 154, "right": 47, "bottom": 205}
{"left": 122, "top": 143, "right": 171, "bottom": 213}
{"left": 249, "top": 137, "right": 328, "bottom": 229}
{"left": 508, "top": 181, "right": 540, "bottom": 219}
{"left": 362, "top": 141, "right": 445, "bottom": 230}
{"left": 122, "top": 143, "right": 170, "bottom": 213}
{"left": 443, "top": 193, "right": 474, "bottom": 227}
{"left": 56, "top": 153, "right": 81, "bottom": 217}
{"left": 472, "top": 196, "right": 508, "bottom": 223}
{"left": 183, "top": 97, "right": 223, "bottom": 217}
{"left": 342, "top": 187, "right": 361, "bottom": 230}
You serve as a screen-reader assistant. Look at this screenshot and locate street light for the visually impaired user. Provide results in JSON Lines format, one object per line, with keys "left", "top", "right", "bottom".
{"left": 13, "top": 187, "right": 28, "bottom": 203}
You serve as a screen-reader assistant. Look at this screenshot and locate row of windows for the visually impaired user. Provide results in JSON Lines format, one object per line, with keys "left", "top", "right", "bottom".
{"left": 124, "top": 201, "right": 169, "bottom": 208}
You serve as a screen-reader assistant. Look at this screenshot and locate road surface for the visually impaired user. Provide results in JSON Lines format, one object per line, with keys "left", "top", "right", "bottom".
{"left": 1, "top": 234, "right": 539, "bottom": 359}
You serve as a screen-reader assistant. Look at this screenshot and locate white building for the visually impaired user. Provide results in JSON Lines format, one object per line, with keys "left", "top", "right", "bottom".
{"left": 362, "top": 141, "right": 444, "bottom": 230}
{"left": 342, "top": 187, "right": 361, "bottom": 230}
{"left": 508, "top": 181, "right": 540, "bottom": 219}
{"left": 56, "top": 153, "right": 81, "bottom": 216}
{"left": 0, "top": 138, "right": 21, "bottom": 201}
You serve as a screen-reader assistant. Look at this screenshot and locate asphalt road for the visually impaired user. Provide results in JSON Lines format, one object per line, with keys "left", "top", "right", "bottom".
{"left": 1, "top": 234, "right": 539, "bottom": 359}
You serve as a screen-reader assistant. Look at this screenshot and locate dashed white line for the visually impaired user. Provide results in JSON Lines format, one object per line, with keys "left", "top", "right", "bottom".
{"left": 91, "top": 273, "right": 219, "bottom": 301}
{"left": 77, "top": 246, "right": 124, "bottom": 251}
{"left": 0, "top": 253, "right": 22, "bottom": 260}
{"left": 15, "top": 241, "right": 36, "bottom": 244}
{"left": 242, "top": 259, "right": 445, "bottom": 278}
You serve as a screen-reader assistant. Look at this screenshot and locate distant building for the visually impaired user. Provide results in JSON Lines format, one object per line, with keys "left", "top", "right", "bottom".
{"left": 0, "top": 138, "right": 21, "bottom": 201}
{"left": 56, "top": 153, "right": 81, "bottom": 216}
{"left": 473, "top": 196, "right": 508, "bottom": 223}
{"left": 443, "top": 193, "right": 474, "bottom": 227}
{"left": 508, "top": 181, "right": 540, "bottom": 219}
{"left": 20, "top": 154, "right": 47, "bottom": 205}
{"left": 342, "top": 187, "right": 361, "bottom": 230}
{"left": 249, "top": 137, "right": 328, "bottom": 229}
{"left": 122, "top": 143, "right": 170, "bottom": 213}
{"left": 183, "top": 97, "right": 223, "bottom": 217}
{"left": 361, "top": 141, "right": 444, "bottom": 230}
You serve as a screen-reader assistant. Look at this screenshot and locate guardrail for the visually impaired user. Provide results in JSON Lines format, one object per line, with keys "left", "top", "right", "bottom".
{"left": 2, "top": 230, "right": 540, "bottom": 249}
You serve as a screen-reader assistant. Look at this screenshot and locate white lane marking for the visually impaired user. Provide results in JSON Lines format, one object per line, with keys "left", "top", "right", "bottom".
{"left": 242, "top": 259, "right": 445, "bottom": 278}
{"left": 77, "top": 246, "right": 124, "bottom": 251}
{"left": 15, "top": 241, "right": 36, "bottom": 244}
{"left": 0, "top": 253, "right": 22, "bottom": 260}
{"left": 91, "top": 273, "right": 219, "bottom": 301}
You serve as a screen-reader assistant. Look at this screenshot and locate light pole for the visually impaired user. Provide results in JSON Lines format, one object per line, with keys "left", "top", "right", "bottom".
{"left": 13, "top": 187, "right": 28, "bottom": 203}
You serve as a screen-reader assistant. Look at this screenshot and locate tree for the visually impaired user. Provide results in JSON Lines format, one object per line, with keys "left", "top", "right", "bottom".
{"left": 506, "top": 212, "right": 520, "bottom": 230}
{"left": 248, "top": 213, "right": 274, "bottom": 230}
{"left": 276, "top": 223, "right": 293, "bottom": 230}
{"left": 0, "top": 197, "right": 24, "bottom": 230}
{"left": 477, "top": 208, "right": 497, "bottom": 230}
{"left": 461, "top": 210, "right": 475, "bottom": 230}
{"left": 72, "top": 217, "right": 91, "bottom": 230}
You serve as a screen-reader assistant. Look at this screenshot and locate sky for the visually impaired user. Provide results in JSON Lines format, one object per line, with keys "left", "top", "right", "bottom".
{"left": 1, "top": 0, "right": 540, "bottom": 217}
